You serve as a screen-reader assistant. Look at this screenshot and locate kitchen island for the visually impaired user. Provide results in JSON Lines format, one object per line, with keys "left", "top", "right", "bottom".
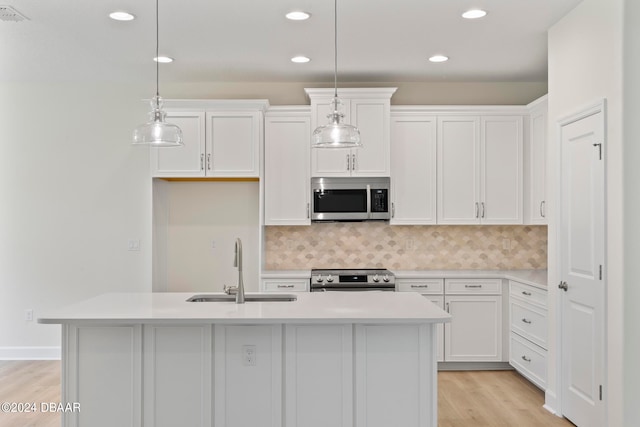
{"left": 39, "top": 291, "right": 450, "bottom": 427}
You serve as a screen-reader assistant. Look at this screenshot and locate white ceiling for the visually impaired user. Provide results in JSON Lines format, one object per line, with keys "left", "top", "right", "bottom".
{"left": 1, "top": 0, "right": 582, "bottom": 84}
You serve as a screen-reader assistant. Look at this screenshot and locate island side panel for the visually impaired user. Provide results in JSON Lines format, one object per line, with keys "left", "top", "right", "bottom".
{"left": 143, "top": 325, "right": 212, "bottom": 427}
{"left": 284, "top": 324, "right": 353, "bottom": 427}
{"left": 213, "top": 324, "right": 282, "bottom": 427}
{"left": 354, "top": 323, "right": 437, "bottom": 427}
{"left": 63, "top": 324, "right": 142, "bottom": 427}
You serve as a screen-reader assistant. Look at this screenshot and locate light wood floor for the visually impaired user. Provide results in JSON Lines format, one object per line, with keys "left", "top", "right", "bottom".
{"left": 0, "top": 361, "right": 575, "bottom": 427}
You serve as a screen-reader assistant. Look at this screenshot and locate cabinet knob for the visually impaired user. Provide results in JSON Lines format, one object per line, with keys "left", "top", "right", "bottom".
{"left": 558, "top": 281, "right": 568, "bottom": 292}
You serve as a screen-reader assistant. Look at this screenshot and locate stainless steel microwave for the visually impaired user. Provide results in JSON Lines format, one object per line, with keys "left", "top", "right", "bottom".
{"left": 310, "top": 177, "right": 390, "bottom": 221}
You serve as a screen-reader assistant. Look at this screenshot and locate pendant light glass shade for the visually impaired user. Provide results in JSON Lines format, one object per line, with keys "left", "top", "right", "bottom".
{"left": 132, "top": 96, "right": 183, "bottom": 146}
{"left": 132, "top": 0, "right": 183, "bottom": 147}
{"left": 311, "top": 0, "right": 361, "bottom": 149}
{"left": 312, "top": 96, "right": 361, "bottom": 148}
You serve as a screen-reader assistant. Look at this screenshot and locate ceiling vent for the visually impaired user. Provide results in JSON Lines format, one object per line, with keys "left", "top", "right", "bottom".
{"left": 0, "top": 6, "right": 28, "bottom": 22}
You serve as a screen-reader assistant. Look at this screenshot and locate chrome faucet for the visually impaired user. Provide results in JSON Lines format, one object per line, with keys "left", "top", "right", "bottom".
{"left": 223, "top": 238, "right": 245, "bottom": 303}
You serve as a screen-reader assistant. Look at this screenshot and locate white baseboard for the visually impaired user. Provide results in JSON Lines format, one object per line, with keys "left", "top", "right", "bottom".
{"left": 544, "top": 389, "right": 560, "bottom": 416}
{"left": 0, "top": 346, "right": 61, "bottom": 360}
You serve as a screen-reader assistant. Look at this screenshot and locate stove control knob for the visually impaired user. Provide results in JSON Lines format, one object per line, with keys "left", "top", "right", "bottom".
{"left": 383, "top": 274, "right": 390, "bottom": 282}
{"left": 372, "top": 274, "right": 380, "bottom": 282}
{"left": 315, "top": 275, "right": 323, "bottom": 283}
{"left": 326, "top": 275, "right": 334, "bottom": 283}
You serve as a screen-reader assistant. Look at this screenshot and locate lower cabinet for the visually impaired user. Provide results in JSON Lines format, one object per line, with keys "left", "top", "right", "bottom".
{"left": 397, "top": 278, "right": 504, "bottom": 363}
{"left": 63, "top": 322, "right": 438, "bottom": 427}
{"left": 261, "top": 278, "right": 309, "bottom": 292}
{"left": 508, "top": 280, "right": 548, "bottom": 389}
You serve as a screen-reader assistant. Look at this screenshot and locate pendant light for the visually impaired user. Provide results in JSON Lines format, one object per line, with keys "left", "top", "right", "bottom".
{"left": 132, "top": 0, "right": 183, "bottom": 147}
{"left": 311, "top": 0, "right": 361, "bottom": 149}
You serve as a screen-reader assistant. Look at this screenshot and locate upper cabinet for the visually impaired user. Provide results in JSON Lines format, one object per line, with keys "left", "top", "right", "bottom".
{"left": 150, "top": 100, "right": 269, "bottom": 178}
{"left": 264, "top": 107, "right": 311, "bottom": 225}
{"left": 390, "top": 111, "right": 437, "bottom": 224}
{"left": 306, "top": 88, "right": 396, "bottom": 177}
{"left": 437, "top": 112, "right": 524, "bottom": 224}
{"left": 525, "top": 95, "right": 548, "bottom": 224}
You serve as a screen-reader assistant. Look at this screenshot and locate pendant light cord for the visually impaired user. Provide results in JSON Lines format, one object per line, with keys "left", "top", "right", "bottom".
{"left": 333, "top": 0, "right": 338, "bottom": 99}
{"left": 155, "top": 0, "right": 160, "bottom": 99}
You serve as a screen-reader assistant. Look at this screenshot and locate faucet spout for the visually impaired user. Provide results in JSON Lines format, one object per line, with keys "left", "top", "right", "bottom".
{"left": 234, "top": 238, "right": 245, "bottom": 304}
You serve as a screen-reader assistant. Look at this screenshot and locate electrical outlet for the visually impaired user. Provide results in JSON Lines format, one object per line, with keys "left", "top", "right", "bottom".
{"left": 242, "top": 345, "right": 256, "bottom": 366}
{"left": 405, "top": 239, "right": 415, "bottom": 250}
{"left": 502, "top": 239, "right": 511, "bottom": 250}
{"left": 25, "top": 309, "right": 33, "bottom": 322}
{"left": 127, "top": 239, "right": 140, "bottom": 251}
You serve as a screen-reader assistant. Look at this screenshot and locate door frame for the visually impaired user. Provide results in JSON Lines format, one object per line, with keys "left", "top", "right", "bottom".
{"left": 554, "top": 98, "right": 608, "bottom": 424}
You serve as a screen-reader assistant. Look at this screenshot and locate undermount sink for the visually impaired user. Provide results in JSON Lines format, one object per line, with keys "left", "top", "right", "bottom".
{"left": 186, "top": 293, "right": 298, "bottom": 303}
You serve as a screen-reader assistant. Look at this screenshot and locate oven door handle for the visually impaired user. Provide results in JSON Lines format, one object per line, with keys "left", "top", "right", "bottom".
{"left": 366, "top": 184, "right": 371, "bottom": 219}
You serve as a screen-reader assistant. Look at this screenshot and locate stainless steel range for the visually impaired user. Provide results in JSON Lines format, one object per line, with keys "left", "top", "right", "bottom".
{"left": 310, "top": 268, "right": 396, "bottom": 292}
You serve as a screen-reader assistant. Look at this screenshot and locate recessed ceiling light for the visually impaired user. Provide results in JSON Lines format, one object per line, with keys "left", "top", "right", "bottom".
{"left": 286, "top": 11, "right": 311, "bottom": 20}
{"left": 154, "top": 56, "right": 174, "bottom": 63}
{"left": 429, "top": 55, "right": 449, "bottom": 63}
{"left": 109, "top": 11, "right": 135, "bottom": 21}
{"left": 291, "top": 56, "right": 311, "bottom": 63}
{"left": 462, "top": 9, "right": 487, "bottom": 19}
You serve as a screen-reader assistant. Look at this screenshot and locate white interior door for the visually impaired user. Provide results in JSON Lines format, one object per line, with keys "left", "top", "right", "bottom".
{"left": 559, "top": 104, "right": 605, "bottom": 427}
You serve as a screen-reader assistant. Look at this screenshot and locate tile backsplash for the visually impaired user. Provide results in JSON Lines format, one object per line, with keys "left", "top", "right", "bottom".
{"left": 264, "top": 224, "right": 547, "bottom": 270}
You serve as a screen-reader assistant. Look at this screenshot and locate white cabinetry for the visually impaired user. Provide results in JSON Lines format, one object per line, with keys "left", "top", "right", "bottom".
{"left": 397, "top": 277, "right": 503, "bottom": 363}
{"left": 525, "top": 95, "right": 548, "bottom": 224}
{"left": 264, "top": 108, "right": 311, "bottom": 225}
{"left": 444, "top": 279, "right": 503, "bottom": 362}
{"left": 437, "top": 114, "right": 523, "bottom": 224}
{"left": 390, "top": 112, "right": 437, "bottom": 224}
{"left": 509, "top": 280, "right": 548, "bottom": 389}
{"left": 306, "top": 88, "right": 396, "bottom": 177}
{"left": 150, "top": 100, "right": 268, "bottom": 178}
{"left": 262, "top": 278, "right": 309, "bottom": 292}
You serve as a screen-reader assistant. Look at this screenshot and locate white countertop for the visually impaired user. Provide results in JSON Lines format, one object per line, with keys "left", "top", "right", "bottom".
{"left": 38, "top": 291, "right": 451, "bottom": 325}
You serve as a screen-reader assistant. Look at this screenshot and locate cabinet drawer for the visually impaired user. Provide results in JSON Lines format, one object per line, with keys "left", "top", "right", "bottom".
{"left": 262, "top": 279, "right": 308, "bottom": 292}
{"left": 396, "top": 279, "right": 444, "bottom": 294}
{"left": 510, "top": 332, "right": 547, "bottom": 390}
{"left": 510, "top": 281, "right": 547, "bottom": 308}
{"left": 445, "top": 278, "right": 502, "bottom": 294}
{"left": 510, "top": 300, "right": 547, "bottom": 349}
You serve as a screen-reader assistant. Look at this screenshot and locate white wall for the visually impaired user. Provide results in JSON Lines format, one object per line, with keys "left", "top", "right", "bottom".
{"left": 623, "top": 1, "right": 640, "bottom": 424}
{"left": 0, "top": 82, "right": 153, "bottom": 358}
{"left": 161, "top": 181, "right": 260, "bottom": 293}
{"left": 548, "top": 0, "right": 624, "bottom": 425}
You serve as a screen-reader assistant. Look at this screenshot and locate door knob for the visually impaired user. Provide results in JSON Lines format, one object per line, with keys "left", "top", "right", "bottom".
{"left": 558, "top": 281, "right": 568, "bottom": 292}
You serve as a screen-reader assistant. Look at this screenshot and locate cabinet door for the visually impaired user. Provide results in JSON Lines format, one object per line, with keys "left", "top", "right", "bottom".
{"left": 285, "top": 325, "right": 353, "bottom": 427}
{"left": 264, "top": 114, "right": 311, "bottom": 225}
{"left": 444, "top": 295, "right": 502, "bottom": 362}
{"left": 350, "top": 98, "right": 390, "bottom": 177}
{"left": 437, "top": 116, "right": 480, "bottom": 224}
{"left": 206, "top": 111, "right": 261, "bottom": 177}
{"left": 527, "top": 104, "right": 547, "bottom": 224}
{"left": 143, "top": 325, "right": 212, "bottom": 427}
{"left": 311, "top": 98, "right": 352, "bottom": 177}
{"left": 151, "top": 112, "right": 206, "bottom": 177}
{"left": 390, "top": 115, "right": 437, "bottom": 224}
{"left": 480, "top": 116, "right": 523, "bottom": 224}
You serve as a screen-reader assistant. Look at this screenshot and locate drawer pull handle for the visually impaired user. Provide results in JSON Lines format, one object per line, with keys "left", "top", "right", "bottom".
{"left": 521, "top": 355, "right": 532, "bottom": 363}
{"left": 277, "top": 284, "right": 294, "bottom": 288}
{"left": 521, "top": 318, "right": 532, "bottom": 324}
{"left": 465, "top": 285, "right": 482, "bottom": 288}
{"left": 411, "top": 285, "right": 429, "bottom": 288}
{"left": 522, "top": 291, "right": 532, "bottom": 296}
